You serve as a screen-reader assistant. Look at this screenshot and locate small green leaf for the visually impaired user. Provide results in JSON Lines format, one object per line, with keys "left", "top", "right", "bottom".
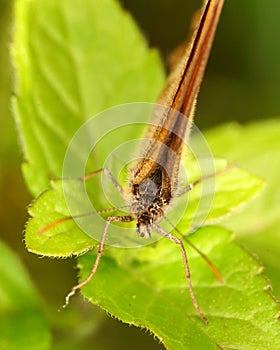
{"left": 175, "top": 159, "right": 264, "bottom": 232}
{"left": 26, "top": 180, "right": 95, "bottom": 257}
{"left": 0, "top": 240, "right": 50, "bottom": 350}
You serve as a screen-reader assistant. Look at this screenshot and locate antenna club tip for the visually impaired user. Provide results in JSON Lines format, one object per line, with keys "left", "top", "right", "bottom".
{"left": 63, "top": 290, "right": 76, "bottom": 308}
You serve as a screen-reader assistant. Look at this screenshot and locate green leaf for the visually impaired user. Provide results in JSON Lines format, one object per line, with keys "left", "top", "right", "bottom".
{"left": 205, "top": 119, "right": 280, "bottom": 234}
{"left": 0, "top": 240, "right": 50, "bottom": 350}
{"left": 12, "top": 0, "right": 165, "bottom": 196}
{"left": 175, "top": 158, "right": 264, "bottom": 232}
{"left": 79, "top": 226, "right": 280, "bottom": 350}
{"left": 205, "top": 119, "right": 280, "bottom": 297}
{"left": 26, "top": 180, "right": 95, "bottom": 257}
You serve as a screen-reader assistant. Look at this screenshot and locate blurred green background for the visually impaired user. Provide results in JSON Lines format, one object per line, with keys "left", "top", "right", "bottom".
{"left": 0, "top": 0, "right": 279, "bottom": 349}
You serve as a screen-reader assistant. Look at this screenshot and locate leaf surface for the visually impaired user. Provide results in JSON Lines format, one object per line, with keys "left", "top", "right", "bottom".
{"left": 0, "top": 240, "right": 50, "bottom": 350}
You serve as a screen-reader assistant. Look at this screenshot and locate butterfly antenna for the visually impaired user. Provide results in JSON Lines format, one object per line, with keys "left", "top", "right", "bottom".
{"left": 37, "top": 205, "right": 129, "bottom": 235}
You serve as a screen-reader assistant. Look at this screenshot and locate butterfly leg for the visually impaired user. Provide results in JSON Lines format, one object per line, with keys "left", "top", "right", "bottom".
{"left": 64, "top": 215, "right": 133, "bottom": 307}
{"left": 153, "top": 224, "right": 208, "bottom": 323}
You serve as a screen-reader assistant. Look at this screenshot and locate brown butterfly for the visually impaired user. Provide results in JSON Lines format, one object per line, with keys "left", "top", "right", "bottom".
{"left": 39, "top": 0, "right": 224, "bottom": 323}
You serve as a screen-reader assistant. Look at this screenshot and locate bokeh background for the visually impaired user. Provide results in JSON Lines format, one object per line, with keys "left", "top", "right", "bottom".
{"left": 0, "top": 0, "right": 279, "bottom": 349}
